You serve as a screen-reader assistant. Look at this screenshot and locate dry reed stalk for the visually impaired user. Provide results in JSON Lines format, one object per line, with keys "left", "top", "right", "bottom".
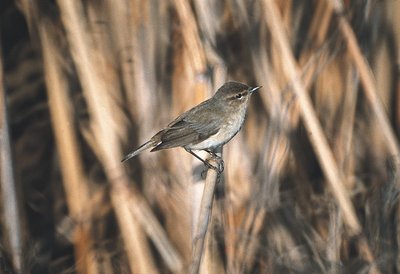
{"left": 0, "top": 46, "right": 24, "bottom": 273}
{"left": 251, "top": 40, "right": 282, "bottom": 111}
{"left": 103, "top": 0, "right": 141, "bottom": 126}
{"left": 279, "top": 0, "right": 292, "bottom": 33}
{"left": 197, "top": 17, "right": 256, "bottom": 269}
{"left": 55, "top": 1, "right": 158, "bottom": 273}
{"left": 227, "top": 1, "right": 340, "bottom": 272}
{"left": 190, "top": 166, "right": 220, "bottom": 274}
{"left": 246, "top": 36, "right": 291, "bottom": 272}
{"left": 262, "top": 0, "right": 360, "bottom": 234}
{"left": 257, "top": 3, "right": 366, "bottom": 270}
{"left": 297, "top": 1, "right": 333, "bottom": 92}
{"left": 14, "top": 0, "right": 34, "bottom": 34}
{"left": 334, "top": 68, "right": 359, "bottom": 182}
{"left": 193, "top": 0, "right": 218, "bottom": 45}
{"left": 240, "top": 207, "right": 267, "bottom": 272}
{"left": 172, "top": 1, "right": 219, "bottom": 272}
{"left": 242, "top": 139, "right": 289, "bottom": 266}
{"left": 329, "top": 1, "right": 400, "bottom": 272}
{"left": 224, "top": 205, "right": 236, "bottom": 273}
{"left": 171, "top": 0, "right": 210, "bottom": 137}
{"left": 329, "top": 0, "right": 400, "bottom": 159}
{"left": 390, "top": 0, "right": 400, "bottom": 139}
{"left": 224, "top": 135, "right": 254, "bottom": 271}
{"left": 117, "top": 7, "right": 188, "bottom": 261}
{"left": 200, "top": 204, "right": 225, "bottom": 274}
{"left": 173, "top": 0, "right": 207, "bottom": 75}
{"left": 262, "top": 3, "right": 384, "bottom": 272}
{"left": 39, "top": 24, "right": 99, "bottom": 274}
{"left": 109, "top": 187, "right": 157, "bottom": 274}
{"left": 100, "top": 4, "right": 187, "bottom": 263}
{"left": 219, "top": 5, "right": 276, "bottom": 271}
{"left": 230, "top": 0, "right": 251, "bottom": 27}
{"left": 127, "top": 191, "right": 183, "bottom": 273}
{"left": 326, "top": 204, "right": 342, "bottom": 273}
{"left": 259, "top": 3, "right": 384, "bottom": 269}
{"left": 125, "top": 0, "right": 158, "bottom": 139}
{"left": 313, "top": 59, "right": 347, "bottom": 149}
{"left": 306, "top": 1, "right": 333, "bottom": 46}
{"left": 231, "top": 118, "right": 289, "bottom": 272}
{"left": 59, "top": 1, "right": 183, "bottom": 272}
{"left": 221, "top": 3, "right": 290, "bottom": 271}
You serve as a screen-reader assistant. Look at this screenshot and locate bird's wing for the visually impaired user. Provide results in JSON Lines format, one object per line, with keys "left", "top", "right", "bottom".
{"left": 151, "top": 101, "right": 222, "bottom": 151}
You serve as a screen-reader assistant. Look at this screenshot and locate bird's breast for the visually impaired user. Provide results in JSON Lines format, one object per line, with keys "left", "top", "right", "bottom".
{"left": 187, "top": 106, "right": 246, "bottom": 150}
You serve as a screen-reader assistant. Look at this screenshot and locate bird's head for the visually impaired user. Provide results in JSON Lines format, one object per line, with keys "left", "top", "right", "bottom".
{"left": 213, "top": 81, "right": 261, "bottom": 107}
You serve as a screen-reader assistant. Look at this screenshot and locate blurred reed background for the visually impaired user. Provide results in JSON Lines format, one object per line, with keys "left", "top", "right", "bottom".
{"left": 1, "top": 0, "right": 400, "bottom": 273}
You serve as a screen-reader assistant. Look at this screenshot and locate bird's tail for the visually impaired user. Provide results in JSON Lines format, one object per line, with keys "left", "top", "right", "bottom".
{"left": 121, "top": 140, "right": 156, "bottom": 162}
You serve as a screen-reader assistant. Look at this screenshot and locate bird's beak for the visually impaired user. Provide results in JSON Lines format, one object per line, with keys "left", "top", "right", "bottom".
{"left": 249, "top": 86, "right": 262, "bottom": 93}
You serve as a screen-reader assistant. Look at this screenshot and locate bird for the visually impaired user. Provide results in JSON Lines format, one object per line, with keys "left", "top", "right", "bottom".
{"left": 122, "top": 81, "right": 261, "bottom": 172}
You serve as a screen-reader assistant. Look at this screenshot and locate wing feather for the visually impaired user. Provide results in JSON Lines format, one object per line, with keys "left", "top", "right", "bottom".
{"left": 151, "top": 100, "right": 223, "bottom": 151}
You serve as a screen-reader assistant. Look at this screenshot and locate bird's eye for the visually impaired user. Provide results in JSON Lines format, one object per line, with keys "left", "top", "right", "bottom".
{"left": 235, "top": 93, "right": 243, "bottom": 99}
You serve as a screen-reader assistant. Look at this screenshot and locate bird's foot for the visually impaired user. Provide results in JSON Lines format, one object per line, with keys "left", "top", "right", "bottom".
{"left": 203, "top": 160, "right": 217, "bottom": 171}
{"left": 205, "top": 156, "right": 224, "bottom": 173}
{"left": 185, "top": 148, "right": 224, "bottom": 175}
{"left": 205, "top": 150, "right": 224, "bottom": 173}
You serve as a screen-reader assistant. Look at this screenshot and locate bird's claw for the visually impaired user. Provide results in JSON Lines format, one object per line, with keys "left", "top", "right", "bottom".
{"left": 205, "top": 157, "right": 224, "bottom": 173}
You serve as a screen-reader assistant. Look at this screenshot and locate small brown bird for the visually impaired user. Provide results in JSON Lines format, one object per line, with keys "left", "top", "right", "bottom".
{"left": 122, "top": 81, "right": 260, "bottom": 171}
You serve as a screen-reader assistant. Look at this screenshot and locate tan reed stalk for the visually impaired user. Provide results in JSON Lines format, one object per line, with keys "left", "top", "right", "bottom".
{"left": 127, "top": 191, "right": 183, "bottom": 273}
{"left": 306, "top": 1, "right": 333, "bottom": 46}
{"left": 218, "top": 3, "right": 276, "bottom": 270}
{"left": 39, "top": 24, "right": 99, "bottom": 274}
{"left": 59, "top": 1, "right": 183, "bottom": 272}
{"left": 262, "top": 1, "right": 381, "bottom": 272}
{"left": 172, "top": 0, "right": 217, "bottom": 272}
{"left": 200, "top": 205, "right": 226, "bottom": 274}
{"left": 55, "top": 1, "right": 158, "bottom": 273}
{"left": 222, "top": 2, "right": 285, "bottom": 271}
{"left": 116, "top": 8, "right": 189, "bottom": 263}
{"left": 193, "top": 0, "right": 218, "bottom": 45}
{"left": 327, "top": 204, "right": 342, "bottom": 274}
{"left": 172, "top": 0, "right": 207, "bottom": 74}
{"left": 329, "top": 1, "right": 400, "bottom": 271}
{"left": 279, "top": 0, "right": 293, "bottom": 32}
{"left": 97, "top": 5, "right": 182, "bottom": 261}
{"left": 328, "top": 0, "right": 400, "bottom": 159}
{"left": 0, "top": 46, "right": 25, "bottom": 273}
{"left": 190, "top": 166, "right": 220, "bottom": 274}
{"left": 238, "top": 207, "right": 268, "bottom": 272}
{"left": 298, "top": 1, "right": 333, "bottom": 91}
{"left": 224, "top": 135, "right": 255, "bottom": 272}
{"left": 334, "top": 67, "right": 359, "bottom": 183}
{"left": 263, "top": 3, "right": 384, "bottom": 269}
{"left": 122, "top": 0, "right": 158, "bottom": 139}
{"left": 228, "top": 1, "right": 334, "bottom": 271}
{"left": 262, "top": 0, "right": 360, "bottom": 234}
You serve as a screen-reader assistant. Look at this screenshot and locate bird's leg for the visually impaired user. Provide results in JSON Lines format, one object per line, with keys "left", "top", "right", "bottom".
{"left": 185, "top": 148, "right": 220, "bottom": 172}
{"left": 205, "top": 150, "right": 224, "bottom": 173}
{"left": 205, "top": 149, "right": 218, "bottom": 159}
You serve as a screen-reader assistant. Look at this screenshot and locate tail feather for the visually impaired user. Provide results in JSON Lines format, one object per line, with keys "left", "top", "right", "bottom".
{"left": 121, "top": 140, "right": 156, "bottom": 162}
